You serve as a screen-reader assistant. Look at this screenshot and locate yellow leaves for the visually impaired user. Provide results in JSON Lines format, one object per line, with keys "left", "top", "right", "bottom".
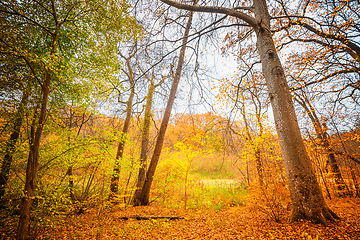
{"left": 351, "top": 133, "right": 360, "bottom": 142}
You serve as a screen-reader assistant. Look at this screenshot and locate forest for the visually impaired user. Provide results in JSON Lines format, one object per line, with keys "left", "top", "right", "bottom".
{"left": 0, "top": 0, "right": 359, "bottom": 239}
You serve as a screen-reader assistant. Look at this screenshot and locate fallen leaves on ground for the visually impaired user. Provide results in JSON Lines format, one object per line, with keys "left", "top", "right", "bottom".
{"left": 35, "top": 198, "right": 360, "bottom": 239}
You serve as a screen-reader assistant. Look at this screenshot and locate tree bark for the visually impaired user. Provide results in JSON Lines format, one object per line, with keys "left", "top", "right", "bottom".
{"left": 0, "top": 91, "right": 28, "bottom": 199}
{"left": 136, "top": 4, "right": 195, "bottom": 205}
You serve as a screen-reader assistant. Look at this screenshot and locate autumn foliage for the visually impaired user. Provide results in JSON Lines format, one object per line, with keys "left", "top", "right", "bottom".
{"left": 1, "top": 0, "right": 360, "bottom": 239}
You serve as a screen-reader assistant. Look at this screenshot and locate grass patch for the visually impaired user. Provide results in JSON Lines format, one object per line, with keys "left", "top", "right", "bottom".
{"left": 191, "top": 170, "right": 235, "bottom": 180}
{"left": 187, "top": 179, "right": 248, "bottom": 210}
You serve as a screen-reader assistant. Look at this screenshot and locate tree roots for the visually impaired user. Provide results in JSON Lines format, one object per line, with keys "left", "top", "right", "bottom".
{"left": 290, "top": 207, "right": 339, "bottom": 226}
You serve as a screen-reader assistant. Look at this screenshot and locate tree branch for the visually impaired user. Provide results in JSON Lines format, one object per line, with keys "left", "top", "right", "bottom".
{"left": 160, "top": 0, "right": 257, "bottom": 29}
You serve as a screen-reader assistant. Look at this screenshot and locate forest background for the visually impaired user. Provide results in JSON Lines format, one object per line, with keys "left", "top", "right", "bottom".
{"left": 0, "top": 0, "right": 360, "bottom": 239}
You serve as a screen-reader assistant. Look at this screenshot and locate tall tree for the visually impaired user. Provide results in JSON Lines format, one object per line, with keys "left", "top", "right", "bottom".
{"left": 293, "top": 91, "right": 350, "bottom": 196}
{"left": 0, "top": 91, "right": 28, "bottom": 199}
{"left": 109, "top": 44, "right": 137, "bottom": 196}
{"left": 135, "top": 0, "right": 197, "bottom": 206}
{"left": 160, "top": 0, "right": 338, "bottom": 224}
{"left": 276, "top": 0, "right": 360, "bottom": 126}
{"left": 131, "top": 68, "right": 165, "bottom": 205}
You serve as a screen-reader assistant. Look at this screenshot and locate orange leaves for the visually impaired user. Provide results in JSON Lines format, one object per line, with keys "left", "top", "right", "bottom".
{"left": 34, "top": 198, "right": 360, "bottom": 239}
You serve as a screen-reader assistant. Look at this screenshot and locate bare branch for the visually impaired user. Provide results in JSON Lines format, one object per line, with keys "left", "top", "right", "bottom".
{"left": 160, "top": 0, "right": 257, "bottom": 29}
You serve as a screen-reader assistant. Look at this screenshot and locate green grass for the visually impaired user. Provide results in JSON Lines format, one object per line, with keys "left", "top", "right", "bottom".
{"left": 187, "top": 178, "right": 248, "bottom": 210}
{"left": 191, "top": 170, "right": 235, "bottom": 180}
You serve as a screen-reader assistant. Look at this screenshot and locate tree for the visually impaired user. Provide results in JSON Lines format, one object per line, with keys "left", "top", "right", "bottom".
{"left": 160, "top": 0, "right": 338, "bottom": 224}
{"left": 109, "top": 43, "right": 137, "bottom": 197}
{"left": 277, "top": 0, "right": 359, "bottom": 93}
{"left": 234, "top": 78, "right": 267, "bottom": 187}
{"left": 135, "top": 1, "right": 196, "bottom": 206}
{"left": 131, "top": 68, "right": 165, "bottom": 205}
{"left": 293, "top": 91, "right": 350, "bottom": 196}
{"left": 0, "top": 0, "right": 36, "bottom": 200}
{"left": 276, "top": 0, "right": 360, "bottom": 128}
{"left": 0, "top": 1, "right": 137, "bottom": 238}
{"left": 0, "top": 91, "right": 28, "bottom": 199}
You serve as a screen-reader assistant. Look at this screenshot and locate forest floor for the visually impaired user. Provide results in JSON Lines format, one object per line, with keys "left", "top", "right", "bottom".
{"left": 35, "top": 197, "right": 360, "bottom": 240}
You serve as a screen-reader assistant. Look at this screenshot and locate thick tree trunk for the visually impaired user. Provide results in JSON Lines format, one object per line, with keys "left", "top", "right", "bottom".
{"left": 0, "top": 92, "right": 28, "bottom": 199}
{"left": 253, "top": 0, "right": 338, "bottom": 224}
{"left": 136, "top": 6, "right": 195, "bottom": 206}
{"left": 16, "top": 71, "right": 51, "bottom": 240}
{"left": 109, "top": 69, "right": 135, "bottom": 197}
{"left": 132, "top": 82, "right": 155, "bottom": 205}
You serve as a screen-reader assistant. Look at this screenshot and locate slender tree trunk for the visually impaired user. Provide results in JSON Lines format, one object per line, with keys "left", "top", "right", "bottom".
{"left": 254, "top": 147, "right": 264, "bottom": 187}
{"left": 184, "top": 169, "right": 189, "bottom": 210}
{"left": 246, "top": 162, "right": 250, "bottom": 186}
{"left": 319, "top": 164, "right": 332, "bottom": 200}
{"left": 253, "top": 0, "right": 337, "bottom": 224}
{"left": 67, "top": 108, "right": 89, "bottom": 203}
{"left": 68, "top": 166, "right": 76, "bottom": 203}
{"left": 132, "top": 82, "right": 155, "bottom": 205}
{"left": 348, "top": 158, "right": 360, "bottom": 197}
{"left": 327, "top": 152, "right": 350, "bottom": 196}
{"left": 16, "top": 70, "right": 51, "bottom": 240}
{"left": 0, "top": 92, "right": 28, "bottom": 199}
{"left": 136, "top": 5, "right": 195, "bottom": 206}
{"left": 294, "top": 95, "right": 349, "bottom": 196}
{"left": 238, "top": 90, "right": 264, "bottom": 187}
{"left": 109, "top": 72, "right": 135, "bottom": 197}
{"left": 67, "top": 109, "right": 76, "bottom": 203}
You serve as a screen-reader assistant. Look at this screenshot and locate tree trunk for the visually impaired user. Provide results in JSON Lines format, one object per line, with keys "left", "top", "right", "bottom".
{"left": 109, "top": 65, "right": 135, "bottom": 197}
{"left": 239, "top": 92, "right": 264, "bottom": 187}
{"left": 136, "top": 6, "right": 195, "bottom": 206}
{"left": 67, "top": 108, "right": 76, "bottom": 203}
{"left": 348, "top": 158, "right": 360, "bottom": 197}
{"left": 327, "top": 152, "right": 350, "bottom": 196}
{"left": 253, "top": 0, "right": 338, "bottom": 224}
{"left": 16, "top": 70, "right": 51, "bottom": 240}
{"left": 254, "top": 147, "right": 264, "bottom": 187}
{"left": 68, "top": 166, "right": 76, "bottom": 203}
{"left": 294, "top": 94, "right": 349, "bottom": 196}
{"left": 132, "top": 81, "right": 155, "bottom": 205}
{"left": 0, "top": 92, "right": 28, "bottom": 199}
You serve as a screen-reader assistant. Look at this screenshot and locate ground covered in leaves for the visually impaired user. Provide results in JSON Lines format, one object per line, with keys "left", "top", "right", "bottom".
{"left": 5, "top": 198, "right": 360, "bottom": 239}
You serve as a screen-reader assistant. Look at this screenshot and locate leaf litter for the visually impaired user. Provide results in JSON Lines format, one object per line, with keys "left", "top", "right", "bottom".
{"left": 35, "top": 198, "right": 360, "bottom": 239}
